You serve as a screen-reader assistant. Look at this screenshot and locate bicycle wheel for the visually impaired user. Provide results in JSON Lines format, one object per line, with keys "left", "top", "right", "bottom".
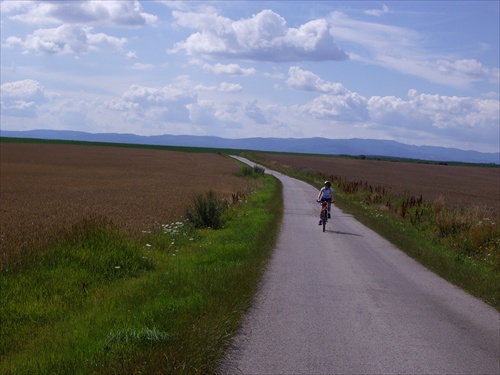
{"left": 322, "top": 211, "right": 327, "bottom": 232}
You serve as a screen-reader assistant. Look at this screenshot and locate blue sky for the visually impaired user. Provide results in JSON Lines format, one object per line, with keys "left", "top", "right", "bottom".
{"left": 1, "top": 1, "right": 499, "bottom": 153}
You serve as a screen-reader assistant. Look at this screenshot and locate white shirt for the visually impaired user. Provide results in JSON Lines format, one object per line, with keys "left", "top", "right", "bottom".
{"left": 319, "top": 187, "right": 333, "bottom": 200}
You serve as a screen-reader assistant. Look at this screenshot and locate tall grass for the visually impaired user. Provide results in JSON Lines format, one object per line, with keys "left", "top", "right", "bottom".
{"left": 243, "top": 153, "right": 500, "bottom": 310}
{"left": 1, "top": 174, "right": 282, "bottom": 374}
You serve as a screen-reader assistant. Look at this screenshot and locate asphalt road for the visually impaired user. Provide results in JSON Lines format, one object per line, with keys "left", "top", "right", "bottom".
{"left": 221, "top": 156, "right": 499, "bottom": 375}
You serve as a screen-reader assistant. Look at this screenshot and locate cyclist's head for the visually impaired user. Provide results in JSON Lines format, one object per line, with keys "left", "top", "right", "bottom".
{"left": 324, "top": 181, "right": 331, "bottom": 187}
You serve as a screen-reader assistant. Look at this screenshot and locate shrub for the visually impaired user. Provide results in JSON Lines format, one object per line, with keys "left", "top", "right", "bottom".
{"left": 238, "top": 164, "right": 265, "bottom": 177}
{"left": 185, "top": 190, "right": 227, "bottom": 229}
{"left": 240, "top": 165, "right": 254, "bottom": 176}
{"left": 253, "top": 164, "right": 265, "bottom": 175}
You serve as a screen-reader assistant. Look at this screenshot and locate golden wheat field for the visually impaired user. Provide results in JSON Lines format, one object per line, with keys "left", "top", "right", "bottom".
{"left": 258, "top": 153, "right": 500, "bottom": 212}
{"left": 0, "top": 143, "right": 250, "bottom": 264}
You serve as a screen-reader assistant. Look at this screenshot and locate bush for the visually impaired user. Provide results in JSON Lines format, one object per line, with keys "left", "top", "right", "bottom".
{"left": 185, "top": 190, "right": 227, "bottom": 229}
{"left": 253, "top": 164, "right": 265, "bottom": 175}
{"left": 238, "top": 164, "right": 265, "bottom": 177}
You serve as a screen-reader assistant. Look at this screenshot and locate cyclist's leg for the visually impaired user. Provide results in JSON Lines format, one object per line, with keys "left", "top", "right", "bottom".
{"left": 319, "top": 200, "right": 325, "bottom": 224}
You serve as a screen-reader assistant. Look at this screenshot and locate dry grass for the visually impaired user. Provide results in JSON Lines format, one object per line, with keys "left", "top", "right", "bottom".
{"left": 0, "top": 143, "right": 250, "bottom": 266}
{"left": 259, "top": 153, "right": 500, "bottom": 214}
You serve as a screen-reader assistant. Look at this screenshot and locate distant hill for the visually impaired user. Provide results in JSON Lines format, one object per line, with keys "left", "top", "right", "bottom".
{"left": 1, "top": 129, "right": 499, "bottom": 164}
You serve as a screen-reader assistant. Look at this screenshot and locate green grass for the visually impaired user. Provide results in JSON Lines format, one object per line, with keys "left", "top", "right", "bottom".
{"left": 243, "top": 153, "right": 500, "bottom": 310}
{"left": 1, "top": 174, "right": 282, "bottom": 374}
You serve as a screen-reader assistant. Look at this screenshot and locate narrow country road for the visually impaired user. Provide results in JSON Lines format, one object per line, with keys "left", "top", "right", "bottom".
{"left": 221, "top": 156, "right": 499, "bottom": 375}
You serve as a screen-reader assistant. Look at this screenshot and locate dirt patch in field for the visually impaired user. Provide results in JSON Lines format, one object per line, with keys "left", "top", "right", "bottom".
{"left": 0, "top": 143, "right": 250, "bottom": 264}
{"left": 258, "top": 153, "right": 500, "bottom": 213}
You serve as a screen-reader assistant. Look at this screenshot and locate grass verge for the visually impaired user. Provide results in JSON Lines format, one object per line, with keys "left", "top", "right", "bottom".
{"left": 1, "top": 174, "right": 282, "bottom": 374}
{"left": 243, "top": 153, "right": 499, "bottom": 310}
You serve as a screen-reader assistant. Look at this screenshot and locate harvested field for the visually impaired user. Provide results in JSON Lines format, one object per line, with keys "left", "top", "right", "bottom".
{"left": 258, "top": 153, "right": 500, "bottom": 213}
{"left": 0, "top": 143, "right": 250, "bottom": 265}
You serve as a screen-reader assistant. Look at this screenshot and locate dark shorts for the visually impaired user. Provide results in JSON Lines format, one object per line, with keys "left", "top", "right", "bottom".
{"left": 321, "top": 198, "right": 331, "bottom": 202}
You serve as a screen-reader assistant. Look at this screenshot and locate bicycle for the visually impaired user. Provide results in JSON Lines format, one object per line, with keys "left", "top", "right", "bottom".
{"left": 318, "top": 200, "right": 328, "bottom": 232}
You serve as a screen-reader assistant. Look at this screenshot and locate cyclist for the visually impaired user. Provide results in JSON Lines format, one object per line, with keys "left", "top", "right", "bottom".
{"left": 317, "top": 181, "right": 335, "bottom": 225}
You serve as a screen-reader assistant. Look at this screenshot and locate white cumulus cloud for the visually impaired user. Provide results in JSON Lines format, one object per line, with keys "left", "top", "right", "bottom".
{"left": 1, "top": 79, "right": 51, "bottom": 117}
{"left": 286, "top": 66, "right": 348, "bottom": 94}
{"left": 171, "top": 9, "right": 348, "bottom": 62}
{"left": 5, "top": 0, "right": 157, "bottom": 27}
{"left": 4, "top": 24, "right": 127, "bottom": 55}
{"left": 300, "top": 93, "right": 369, "bottom": 122}
{"left": 368, "top": 90, "right": 500, "bottom": 145}
{"left": 193, "top": 82, "right": 242, "bottom": 92}
{"left": 190, "top": 59, "right": 256, "bottom": 76}
{"left": 111, "top": 84, "right": 197, "bottom": 123}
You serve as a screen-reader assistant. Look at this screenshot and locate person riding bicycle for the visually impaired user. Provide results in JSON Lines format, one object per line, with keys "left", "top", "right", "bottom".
{"left": 317, "top": 181, "right": 335, "bottom": 225}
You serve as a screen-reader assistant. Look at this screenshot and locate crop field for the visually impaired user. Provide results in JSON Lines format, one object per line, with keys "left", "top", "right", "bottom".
{"left": 0, "top": 143, "right": 250, "bottom": 266}
{"left": 257, "top": 153, "right": 500, "bottom": 214}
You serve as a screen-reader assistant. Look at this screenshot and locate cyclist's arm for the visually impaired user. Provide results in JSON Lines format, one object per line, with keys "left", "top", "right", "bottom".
{"left": 317, "top": 188, "right": 323, "bottom": 201}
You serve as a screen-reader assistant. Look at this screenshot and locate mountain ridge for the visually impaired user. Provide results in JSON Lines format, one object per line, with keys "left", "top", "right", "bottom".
{"left": 1, "top": 129, "right": 498, "bottom": 164}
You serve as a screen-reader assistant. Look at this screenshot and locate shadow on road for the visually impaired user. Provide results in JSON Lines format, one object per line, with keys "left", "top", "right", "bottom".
{"left": 326, "top": 229, "right": 363, "bottom": 237}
